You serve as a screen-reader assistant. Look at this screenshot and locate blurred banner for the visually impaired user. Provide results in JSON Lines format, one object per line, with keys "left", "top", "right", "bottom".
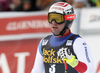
{"left": 80, "top": 8, "right": 100, "bottom": 30}
{"left": 0, "top": 39, "right": 40, "bottom": 73}
{"left": 0, "top": 15, "right": 49, "bottom": 35}
{"left": 0, "top": 8, "right": 100, "bottom": 73}
{"left": 0, "top": 12, "right": 51, "bottom": 73}
{"left": 0, "top": 12, "right": 51, "bottom": 41}
{"left": 80, "top": 8, "right": 100, "bottom": 34}
{"left": 80, "top": 8, "right": 100, "bottom": 73}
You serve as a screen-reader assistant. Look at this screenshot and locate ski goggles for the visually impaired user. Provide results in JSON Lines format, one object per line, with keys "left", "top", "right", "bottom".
{"left": 48, "top": 13, "right": 76, "bottom": 24}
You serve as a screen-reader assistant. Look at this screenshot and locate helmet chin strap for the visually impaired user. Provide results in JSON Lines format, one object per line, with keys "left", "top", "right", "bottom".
{"left": 59, "top": 26, "right": 68, "bottom": 36}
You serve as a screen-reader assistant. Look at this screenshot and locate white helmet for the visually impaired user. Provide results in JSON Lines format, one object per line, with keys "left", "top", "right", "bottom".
{"left": 48, "top": 2, "right": 76, "bottom": 36}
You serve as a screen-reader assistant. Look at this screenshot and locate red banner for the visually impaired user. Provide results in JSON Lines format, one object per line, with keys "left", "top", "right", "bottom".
{"left": 0, "top": 38, "right": 41, "bottom": 73}
{"left": 0, "top": 13, "right": 51, "bottom": 73}
{"left": 0, "top": 15, "right": 51, "bottom": 35}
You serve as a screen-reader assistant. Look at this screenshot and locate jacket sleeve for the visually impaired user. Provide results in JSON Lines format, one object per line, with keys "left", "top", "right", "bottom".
{"left": 31, "top": 39, "right": 45, "bottom": 73}
{"left": 73, "top": 37, "right": 95, "bottom": 73}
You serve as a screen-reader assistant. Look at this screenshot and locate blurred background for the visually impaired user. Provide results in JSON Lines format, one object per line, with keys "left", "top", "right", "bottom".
{"left": 0, "top": 0, "right": 100, "bottom": 73}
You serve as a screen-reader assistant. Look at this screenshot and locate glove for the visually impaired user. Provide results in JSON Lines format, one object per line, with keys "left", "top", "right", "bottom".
{"left": 57, "top": 47, "right": 72, "bottom": 60}
{"left": 57, "top": 47, "right": 78, "bottom": 67}
{"left": 63, "top": 55, "right": 78, "bottom": 67}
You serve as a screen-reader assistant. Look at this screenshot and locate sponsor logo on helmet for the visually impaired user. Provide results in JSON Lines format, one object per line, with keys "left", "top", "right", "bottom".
{"left": 65, "top": 8, "right": 74, "bottom": 14}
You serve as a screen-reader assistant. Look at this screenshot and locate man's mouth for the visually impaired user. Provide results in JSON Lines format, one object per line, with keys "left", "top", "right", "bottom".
{"left": 53, "top": 27, "right": 58, "bottom": 29}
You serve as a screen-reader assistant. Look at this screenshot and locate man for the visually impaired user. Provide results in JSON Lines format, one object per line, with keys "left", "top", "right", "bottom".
{"left": 31, "top": 2, "right": 94, "bottom": 73}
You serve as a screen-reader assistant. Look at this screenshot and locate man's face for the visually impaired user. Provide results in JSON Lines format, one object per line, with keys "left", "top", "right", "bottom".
{"left": 49, "top": 20, "right": 65, "bottom": 36}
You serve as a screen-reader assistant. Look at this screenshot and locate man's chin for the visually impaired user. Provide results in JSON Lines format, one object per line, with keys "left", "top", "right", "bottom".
{"left": 51, "top": 31, "right": 60, "bottom": 36}
{"left": 53, "top": 33, "right": 60, "bottom": 36}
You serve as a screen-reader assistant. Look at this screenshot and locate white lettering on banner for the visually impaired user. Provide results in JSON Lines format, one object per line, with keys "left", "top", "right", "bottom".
{"left": 14, "top": 52, "right": 30, "bottom": 73}
{"left": 0, "top": 53, "right": 10, "bottom": 73}
{"left": 6, "top": 20, "right": 49, "bottom": 30}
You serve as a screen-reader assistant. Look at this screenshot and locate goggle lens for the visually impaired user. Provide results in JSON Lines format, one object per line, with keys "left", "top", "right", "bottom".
{"left": 48, "top": 13, "right": 76, "bottom": 24}
{"left": 48, "top": 13, "right": 64, "bottom": 24}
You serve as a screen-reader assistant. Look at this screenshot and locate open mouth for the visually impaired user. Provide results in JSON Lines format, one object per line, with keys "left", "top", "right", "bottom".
{"left": 53, "top": 27, "right": 58, "bottom": 29}
{"left": 52, "top": 27, "right": 58, "bottom": 30}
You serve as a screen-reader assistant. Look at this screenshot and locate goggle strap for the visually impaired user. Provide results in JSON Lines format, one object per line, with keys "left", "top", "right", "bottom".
{"left": 64, "top": 14, "right": 76, "bottom": 20}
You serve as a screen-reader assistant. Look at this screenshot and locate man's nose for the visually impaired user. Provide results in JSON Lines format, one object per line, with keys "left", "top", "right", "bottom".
{"left": 51, "top": 20, "right": 57, "bottom": 25}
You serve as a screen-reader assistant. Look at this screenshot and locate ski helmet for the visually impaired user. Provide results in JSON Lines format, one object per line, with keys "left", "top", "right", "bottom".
{"left": 48, "top": 2, "right": 76, "bottom": 36}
